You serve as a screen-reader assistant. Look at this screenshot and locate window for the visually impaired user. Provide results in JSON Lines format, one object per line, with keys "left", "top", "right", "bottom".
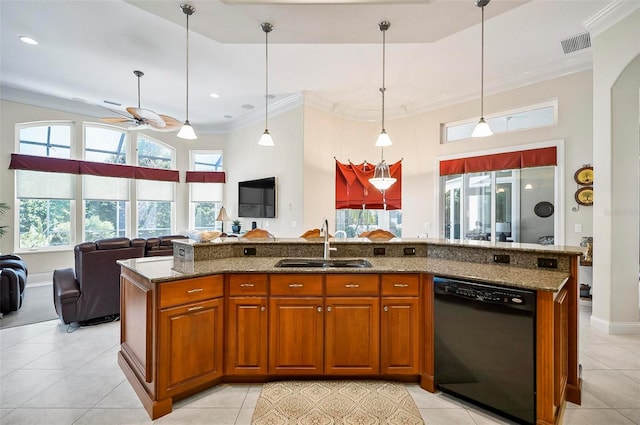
{"left": 190, "top": 151, "right": 223, "bottom": 231}
{"left": 443, "top": 102, "right": 556, "bottom": 143}
{"left": 336, "top": 209, "right": 402, "bottom": 238}
{"left": 16, "top": 123, "right": 74, "bottom": 249}
{"left": 83, "top": 124, "right": 129, "bottom": 241}
{"left": 136, "top": 136, "right": 175, "bottom": 238}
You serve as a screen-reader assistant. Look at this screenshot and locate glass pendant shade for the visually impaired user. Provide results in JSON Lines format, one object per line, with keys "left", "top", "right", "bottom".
{"left": 369, "top": 159, "right": 396, "bottom": 192}
{"left": 258, "top": 129, "right": 275, "bottom": 147}
{"left": 177, "top": 120, "right": 197, "bottom": 139}
{"left": 471, "top": 117, "right": 493, "bottom": 137}
{"left": 375, "top": 130, "right": 392, "bottom": 147}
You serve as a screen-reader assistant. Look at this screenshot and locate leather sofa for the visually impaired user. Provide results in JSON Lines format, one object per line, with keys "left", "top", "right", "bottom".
{"left": 0, "top": 254, "right": 28, "bottom": 314}
{"left": 144, "top": 234, "right": 189, "bottom": 257}
{"left": 53, "top": 237, "right": 146, "bottom": 324}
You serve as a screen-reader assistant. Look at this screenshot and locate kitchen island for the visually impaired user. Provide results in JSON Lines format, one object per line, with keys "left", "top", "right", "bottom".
{"left": 118, "top": 238, "right": 583, "bottom": 425}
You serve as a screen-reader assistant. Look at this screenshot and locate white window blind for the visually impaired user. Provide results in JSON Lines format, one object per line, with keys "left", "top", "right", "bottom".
{"left": 137, "top": 180, "right": 175, "bottom": 201}
{"left": 83, "top": 175, "right": 129, "bottom": 200}
{"left": 16, "top": 170, "right": 75, "bottom": 199}
{"left": 191, "top": 183, "right": 223, "bottom": 202}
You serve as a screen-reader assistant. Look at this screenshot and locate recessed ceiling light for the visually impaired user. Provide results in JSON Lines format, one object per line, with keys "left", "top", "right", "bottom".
{"left": 210, "top": 93, "right": 220, "bottom": 98}
{"left": 19, "top": 36, "right": 38, "bottom": 45}
{"left": 241, "top": 104, "right": 255, "bottom": 110}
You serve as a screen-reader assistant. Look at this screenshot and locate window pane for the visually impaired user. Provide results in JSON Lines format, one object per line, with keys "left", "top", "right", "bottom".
{"left": 85, "top": 200, "right": 127, "bottom": 241}
{"left": 193, "top": 202, "right": 221, "bottom": 230}
{"left": 19, "top": 125, "right": 71, "bottom": 158}
{"left": 85, "top": 126, "right": 127, "bottom": 163}
{"left": 520, "top": 166, "right": 555, "bottom": 244}
{"left": 443, "top": 175, "right": 461, "bottom": 239}
{"left": 137, "top": 136, "right": 172, "bottom": 169}
{"left": 335, "top": 209, "right": 402, "bottom": 238}
{"left": 19, "top": 199, "right": 71, "bottom": 248}
{"left": 464, "top": 172, "right": 492, "bottom": 240}
{"left": 193, "top": 152, "right": 223, "bottom": 171}
{"left": 137, "top": 201, "right": 172, "bottom": 238}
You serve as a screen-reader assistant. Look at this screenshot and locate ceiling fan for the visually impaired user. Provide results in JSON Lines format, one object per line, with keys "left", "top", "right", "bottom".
{"left": 101, "top": 70, "right": 181, "bottom": 132}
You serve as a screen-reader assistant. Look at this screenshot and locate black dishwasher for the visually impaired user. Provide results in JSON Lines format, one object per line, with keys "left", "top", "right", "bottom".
{"left": 434, "top": 276, "right": 536, "bottom": 425}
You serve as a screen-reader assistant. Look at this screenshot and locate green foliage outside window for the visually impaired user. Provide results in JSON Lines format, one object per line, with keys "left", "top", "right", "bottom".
{"left": 19, "top": 199, "right": 71, "bottom": 248}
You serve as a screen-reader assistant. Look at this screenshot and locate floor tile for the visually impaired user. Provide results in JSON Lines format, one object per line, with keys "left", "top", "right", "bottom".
{"left": 418, "top": 408, "right": 476, "bottom": 425}
{"left": 73, "top": 408, "right": 154, "bottom": 425}
{"left": 0, "top": 369, "right": 72, "bottom": 408}
{"left": 175, "top": 383, "right": 250, "bottom": 409}
{"left": 235, "top": 408, "right": 255, "bottom": 425}
{"left": 94, "top": 380, "right": 145, "bottom": 409}
{"left": 582, "top": 369, "right": 640, "bottom": 409}
{"left": 563, "top": 408, "right": 637, "bottom": 425}
{"left": 0, "top": 407, "right": 88, "bottom": 425}
{"left": 154, "top": 407, "right": 240, "bottom": 425}
{"left": 617, "top": 409, "right": 640, "bottom": 424}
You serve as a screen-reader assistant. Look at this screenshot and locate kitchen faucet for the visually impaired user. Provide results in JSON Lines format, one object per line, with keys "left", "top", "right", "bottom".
{"left": 322, "top": 218, "right": 337, "bottom": 260}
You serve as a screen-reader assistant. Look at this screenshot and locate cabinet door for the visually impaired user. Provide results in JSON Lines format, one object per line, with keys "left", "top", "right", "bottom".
{"left": 158, "top": 297, "right": 223, "bottom": 398}
{"left": 554, "top": 287, "right": 569, "bottom": 406}
{"left": 381, "top": 296, "right": 420, "bottom": 374}
{"left": 227, "top": 297, "right": 268, "bottom": 375}
{"left": 269, "top": 297, "right": 324, "bottom": 375}
{"left": 325, "top": 297, "right": 380, "bottom": 375}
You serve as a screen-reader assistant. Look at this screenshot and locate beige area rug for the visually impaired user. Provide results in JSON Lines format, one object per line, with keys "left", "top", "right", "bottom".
{"left": 251, "top": 380, "right": 425, "bottom": 425}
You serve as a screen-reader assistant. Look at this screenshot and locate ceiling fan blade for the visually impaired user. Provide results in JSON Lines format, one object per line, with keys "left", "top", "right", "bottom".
{"left": 127, "top": 107, "right": 166, "bottom": 128}
{"left": 101, "top": 117, "right": 134, "bottom": 123}
{"left": 152, "top": 115, "right": 182, "bottom": 132}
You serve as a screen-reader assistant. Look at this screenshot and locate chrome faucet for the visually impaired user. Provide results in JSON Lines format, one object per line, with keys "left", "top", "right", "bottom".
{"left": 322, "top": 218, "right": 337, "bottom": 260}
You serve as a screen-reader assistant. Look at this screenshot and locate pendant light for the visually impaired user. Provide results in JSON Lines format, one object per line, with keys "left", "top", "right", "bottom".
{"left": 258, "top": 22, "right": 275, "bottom": 146}
{"left": 471, "top": 0, "right": 493, "bottom": 138}
{"left": 369, "top": 20, "right": 396, "bottom": 193}
{"left": 375, "top": 21, "right": 392, "bottom": 147}
{"left": 178, "top": 3, "right": 197, "bottom": 140}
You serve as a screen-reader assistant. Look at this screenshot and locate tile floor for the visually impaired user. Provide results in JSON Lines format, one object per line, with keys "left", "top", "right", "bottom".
{"left": 1, "top": 299, "right": 639, "bottom": 425}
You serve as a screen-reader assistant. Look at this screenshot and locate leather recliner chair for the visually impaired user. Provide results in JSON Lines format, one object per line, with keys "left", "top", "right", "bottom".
{"left": 0, "top": 254, "right": 28, "bottom": 314}
{"left": 144, "top": 234, "right": 189, "bottom": 257}
{"left": 53, "top": 237, "right": 146, "bottom": 324}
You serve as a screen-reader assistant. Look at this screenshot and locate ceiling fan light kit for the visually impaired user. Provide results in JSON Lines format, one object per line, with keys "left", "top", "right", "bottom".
{"left": 178, "top": 3, "right": 197, "bottom": 140}
{"left": 258, "top": 22, "right": 275, "bottom": 147}
{"left": 472, "top": 0, "right": 493, "bottom": 138}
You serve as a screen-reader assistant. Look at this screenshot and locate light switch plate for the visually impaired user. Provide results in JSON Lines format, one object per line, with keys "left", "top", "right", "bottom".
{"left": 575, "top": 224, "right": 583, "bottom": 233}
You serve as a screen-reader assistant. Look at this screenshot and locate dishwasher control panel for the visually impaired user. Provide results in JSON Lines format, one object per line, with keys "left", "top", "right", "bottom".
{"left": 434, "top": 277, "right": 535, "bottom": 310}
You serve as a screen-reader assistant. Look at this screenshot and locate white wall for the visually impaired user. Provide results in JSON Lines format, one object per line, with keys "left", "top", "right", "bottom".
{"left": 591, "top": 8, "right": 640, "bottom": 333}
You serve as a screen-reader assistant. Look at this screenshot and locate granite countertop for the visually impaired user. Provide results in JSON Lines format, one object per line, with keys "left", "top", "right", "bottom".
{"left": 119, "top": 255, "right": 570, "bottom": 292}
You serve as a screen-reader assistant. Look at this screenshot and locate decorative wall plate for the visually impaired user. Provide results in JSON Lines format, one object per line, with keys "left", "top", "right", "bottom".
{"left": 575, "top": 187, "right": 594, "bottom": 206}
{"left": 574, "top": 166, "right": 593, "bottom": 185}
{"left": 534, "top": 201, "right": 554, "bottom": 218}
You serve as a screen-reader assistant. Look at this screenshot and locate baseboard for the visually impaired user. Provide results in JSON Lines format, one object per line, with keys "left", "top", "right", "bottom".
{"left": 590, "top": 315, "right": 640, "bottom": 334}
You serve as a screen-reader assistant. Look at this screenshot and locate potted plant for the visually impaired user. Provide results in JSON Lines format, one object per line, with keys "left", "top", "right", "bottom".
{"left": 232, "top": 220, "right": 241, "bottom": 234}
{"left": 0, "top": 202, "right": 9, "bottom": 239}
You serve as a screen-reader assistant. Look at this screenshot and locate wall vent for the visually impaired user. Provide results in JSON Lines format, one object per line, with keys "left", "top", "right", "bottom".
{"left": 561, "top": 32, "right": 591, "bottom": 54}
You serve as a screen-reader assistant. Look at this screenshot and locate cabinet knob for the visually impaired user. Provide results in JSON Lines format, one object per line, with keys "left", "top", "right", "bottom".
{"left": 261, "top": 305, "right": 266, "bottom": 312}
{"left": 317, "top": 306, "right": 323, "bottom": 312}
{"left": 383, "top": 306, "right": 389, "bottom": 312}
{"left": 187, "top": 288, "right": 203, "bottom": 293}
{"left": 327, "top": 306, "right": 332, "bottom": 312}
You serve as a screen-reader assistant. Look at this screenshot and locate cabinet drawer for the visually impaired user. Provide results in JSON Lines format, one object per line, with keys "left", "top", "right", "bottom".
{"left": 159, "top": 275, "right": 223, "bottom": 309}
{"left": 326, "top": 274, "right": 379, "bottom": 296}
{"left": 381, "top": 274, "right": 420, "bottom": 296}
{"left": 228, "top": 274, "right": 268, "bottom": 296}
{"left": 270, "top": 274, "right": 323, "bottom": 296}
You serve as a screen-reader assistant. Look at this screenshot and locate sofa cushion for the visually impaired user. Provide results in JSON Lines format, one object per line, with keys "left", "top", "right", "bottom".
{"left": 96, "top": 237, "right": 132, "bottom": 250}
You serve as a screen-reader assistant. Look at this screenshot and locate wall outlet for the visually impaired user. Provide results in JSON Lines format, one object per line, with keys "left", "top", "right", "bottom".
{"left": 575, "top": 224, "right": 583, "bottom": 233}
{"left": 243, "top": 247, "right": 256, "bottom": 256}
{"left": 493, "top": 254, "right": 510, "bottom": 264}
{"left": 403, "top": 247, "right": 416, "bottom": 256}
{"left": 538, "top": 258, "right": 558, "bottom": 269}
{"left": 373, "top": 247, "right": 386, "bottom": 256}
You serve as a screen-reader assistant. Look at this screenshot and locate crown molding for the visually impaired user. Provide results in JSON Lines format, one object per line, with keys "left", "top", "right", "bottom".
{"left": 584, "top": 0, "right": 640, "bottom": 37}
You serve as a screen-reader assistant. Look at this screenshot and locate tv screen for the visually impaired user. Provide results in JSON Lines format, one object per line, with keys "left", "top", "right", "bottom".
{"left": 238, "top": 177, "right": 276, "bottom": 218}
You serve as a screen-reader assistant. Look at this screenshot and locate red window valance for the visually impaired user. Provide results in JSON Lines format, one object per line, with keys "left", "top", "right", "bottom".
{"left": 439, "top": 147, "right": 557, "bottom": 176}
{"left": 185, "top": 171, "right": 226, "bottom": 183}
{"left": 9, "top": 153, "right": 179, "bottom": 182}
{"left": 335, "top": 159, "right": 402, "bottom": 210}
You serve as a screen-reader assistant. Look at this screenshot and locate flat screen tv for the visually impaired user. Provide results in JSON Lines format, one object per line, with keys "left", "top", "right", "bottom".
{"left": 238, "top": 177, "right": 276, "bottom": 218}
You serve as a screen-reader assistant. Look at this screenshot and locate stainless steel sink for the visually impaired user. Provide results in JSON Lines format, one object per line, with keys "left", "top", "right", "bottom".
{"left": 275, "top": 258, "right": 372, "bottom": 268}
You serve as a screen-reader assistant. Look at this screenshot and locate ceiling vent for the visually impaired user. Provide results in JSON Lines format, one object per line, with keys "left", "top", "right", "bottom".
{"left": 561, "top": 32, "right": 591, "bottom": 54}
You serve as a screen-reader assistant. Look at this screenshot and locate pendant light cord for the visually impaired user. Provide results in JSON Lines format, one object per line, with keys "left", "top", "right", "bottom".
{"left": 137, "top": 74, "right": 141, "bottom": 108}
{"left": 480, "top": 6, "right": 485, "bottom": 119}
{"left": 265, "top": 27, "right": 269, "bottom": 130}
{"left": 380, "top": 24, "right": 387, "bottom": 132}
{"left": 185, "top": 11, "right": 190, "bottom": 121}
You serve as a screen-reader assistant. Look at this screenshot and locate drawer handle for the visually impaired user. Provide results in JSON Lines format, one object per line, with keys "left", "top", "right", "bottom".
{"left": 240, "top": 283, "right": 255, "bottom": 287}
{"left": 384, "top": 306, "right": 389, "bottom": 312}
{"left": 344, "top": 284, "right": 360, "bottom": 288}
{"left": 289, "top": 283, "right": 303, "bottom": 288}
{"left": 393, "top": 284, "right": 409, "bottom": 288}
{"left": 188, "top": 306, "right": 203, "bottom": 312}
{"left": 187, "top": 288, "right": 203, "bottom": 293}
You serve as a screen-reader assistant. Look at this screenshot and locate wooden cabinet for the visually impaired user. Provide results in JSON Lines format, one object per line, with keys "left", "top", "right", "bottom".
{"left": 157, "top": 275, "right": 224, "bottom": 399}
{"left": 269, "top": 274, "right": 324, "bottom": 374}
{"left": 325, "top": 274, "right": 380, "bottom": 374}
{"left": 554, "top": 287, "right": 569, "bottom": 406}
{"left": 226, "top": 274, "right": 268, "bottom": 376}
{"left": 381, "top": 274, "right": 420, "bottom": 375}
